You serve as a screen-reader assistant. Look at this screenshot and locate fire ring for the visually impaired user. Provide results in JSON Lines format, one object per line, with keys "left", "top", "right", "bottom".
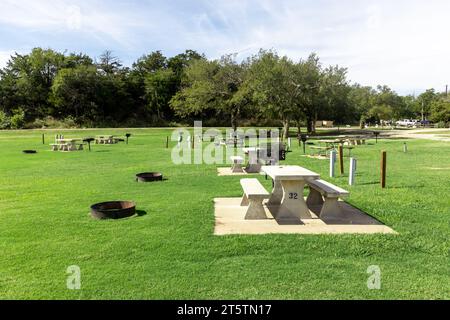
{"left": 90, "top": 201, "right": 136, "bottom": 219}
{"left": 136, "top": 172, "right": 163, "bottom": 182}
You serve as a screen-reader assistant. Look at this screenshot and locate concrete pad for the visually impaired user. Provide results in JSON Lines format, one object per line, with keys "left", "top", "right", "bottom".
{"left": 300, "top": 155, "right": 329, "bottom": 160}
{"left": 214, "top": 197, "right": 396, "bottom": 235}
{"left": 217, "top": 167, "right": 261, "bottom": 176}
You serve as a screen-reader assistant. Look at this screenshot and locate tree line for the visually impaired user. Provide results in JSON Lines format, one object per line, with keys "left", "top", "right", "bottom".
{"left": 0, "top": 47, "right": 449, "bottom": 133}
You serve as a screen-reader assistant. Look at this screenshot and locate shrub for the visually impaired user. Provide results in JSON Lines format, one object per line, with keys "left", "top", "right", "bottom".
{"left": 25, "top": 116, "right": 79, "bottom": 129}
{"left": 10, "top": 109, "right": 25, "bottom": 129}
{"left": 436, "top": 121, "right": 449, "bottom": 128}
{"left": 0, "top": 111, "right": 11, "bottom": 129}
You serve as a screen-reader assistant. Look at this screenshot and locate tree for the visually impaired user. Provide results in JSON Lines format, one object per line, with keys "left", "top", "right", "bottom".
{"left": 429, "top": 98, "right": 450, "bottom": 123}
{"left": 348, "top": 85, "right": 377, "bottom": 127}
{"left": 145, "top": 68, "right": 176, "bottom": 121}
{"left": 245, "top": 50, "right": 299, "bottom": 138}
{"left": 170, "top": 54, "right": 249, "bottom": 132}
{"left": 50, "top": 65, "right": 101, "bottom": 122}
{"left": 0, "top": 48, "right": 66, "bottom": 119}
{"left": 416, "top": 89, "right": 438, "bottom": 120}
{"left": 97, "top": 50, "right": 122, "bottom": 75}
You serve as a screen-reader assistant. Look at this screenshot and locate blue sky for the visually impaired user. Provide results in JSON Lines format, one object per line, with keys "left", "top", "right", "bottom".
{"left": 0, "top": 0, "right": 449, "bottom": 95}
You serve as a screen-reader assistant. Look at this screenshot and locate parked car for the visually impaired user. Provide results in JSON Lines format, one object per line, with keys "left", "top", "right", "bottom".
{"left": 396, "top": 119, "right": 420, "bottom": 127}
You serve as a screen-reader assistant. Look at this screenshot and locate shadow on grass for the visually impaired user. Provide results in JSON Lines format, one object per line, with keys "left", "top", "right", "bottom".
{"left": 136, "top": 210, "right": 147, "bottom": 217}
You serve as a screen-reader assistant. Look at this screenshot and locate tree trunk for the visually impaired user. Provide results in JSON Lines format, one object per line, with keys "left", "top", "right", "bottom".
{"left": 296, "top": 120, "right": 302, "bottom": 136}
{"left": 231, "top": 108, "right": 239, "bottom": 148}
{"left": 307, "top": 117, "right": 313, "bottom": 134}
{"left": 282, "top": 119, "right": 290, "bottom": 141}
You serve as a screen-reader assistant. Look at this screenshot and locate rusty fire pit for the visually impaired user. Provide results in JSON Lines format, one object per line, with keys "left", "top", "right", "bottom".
{"left": 136, "top": 172, "right": 163, "bottom": 182}
{"left": 90, "top": 201, "right": 136, "bottom": 219}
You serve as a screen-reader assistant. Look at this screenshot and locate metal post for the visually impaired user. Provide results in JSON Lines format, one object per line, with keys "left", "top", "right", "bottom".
{"left": 330, "top": 150, "right": 336, "bottom": 177}
{"left": 166, "top": 136, "right": 169, "bottom": 149}
{"left": 349, "top": 158, "right": 357, "bottom": 186}
{"left": 403, "top": 143, "right": 408, "bottom": 153}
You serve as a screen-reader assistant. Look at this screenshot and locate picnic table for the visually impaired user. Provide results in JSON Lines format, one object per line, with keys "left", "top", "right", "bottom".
{"left": 95, "top": 135, "right": 115, "bottom": 144}
{"left": 318, "top": 139, "right": 344, "bottom": 148}
{"left": 242, "top": 147, "right": 262, "bottom": 173}
{"left": 262, "top": 165, "right": 320, "bottom": 220}
{"left": 53, "top": 138, "right": 83, "bottom": 151}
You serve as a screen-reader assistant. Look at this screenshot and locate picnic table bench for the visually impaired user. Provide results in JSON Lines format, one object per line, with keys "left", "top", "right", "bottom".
{"left": 310, "top": 145, "right": 332, "bottom": 157}
{"left": 240, "top": 178, "right": 270, "bottom": 219}
{"left": 306, "top": 179, "right": 349, "bottom": 219}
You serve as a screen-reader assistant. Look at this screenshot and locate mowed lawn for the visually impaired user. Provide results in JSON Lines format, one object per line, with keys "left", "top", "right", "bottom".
{"left": 0, "top": 129, "right": 449, "bottom": 300}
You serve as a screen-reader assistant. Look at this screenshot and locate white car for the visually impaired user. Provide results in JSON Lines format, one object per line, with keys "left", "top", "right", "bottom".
{"left": 396, "top": 119, "right": 420, "bottom": 127}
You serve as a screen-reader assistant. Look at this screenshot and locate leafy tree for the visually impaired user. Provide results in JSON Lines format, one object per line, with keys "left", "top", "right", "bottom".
{"left": 50, "top": 65, "right": 101, "bottom": 122}
{"left": 170, "top": 54, "right": 250, "bottom": 131}
{"left": 97, "top": 50, "right": 122, "bottom": 76}
{"left": 0, "top": 48, "right": 65, "bottom": 119}
{"left": 416, "top": 89, "right": 438, "bottom": 120}
{"left": 429, "top": 98, "right": 450, "bottom": 123}
{"left": 145, "top": 68, "right": 176, "bottom": 121}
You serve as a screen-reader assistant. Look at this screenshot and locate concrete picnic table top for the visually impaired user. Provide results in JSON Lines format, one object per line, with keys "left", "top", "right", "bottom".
{"left": 262, "top": 165, "right": 320, "bottom": 181}
{"left": 262, "top": 165, "right": 320, "bottom": 220}
{"left": 317, "top": 139, "right": 343, "bottom": 143}
{"left": 56, "top": 138, "right": 82, "bottom": 143}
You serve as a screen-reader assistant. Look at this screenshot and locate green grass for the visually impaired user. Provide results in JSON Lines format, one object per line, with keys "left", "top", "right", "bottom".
{"left": 0, "top": 129, "right": 449, "bottom": 300}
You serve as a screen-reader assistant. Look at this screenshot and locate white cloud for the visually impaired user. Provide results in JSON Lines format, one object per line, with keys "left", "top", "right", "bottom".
{"left": 0, "top": 0, "right": 449, "bottom": 94}
{"left": 0, "top": 0, "right": 132, "bottom": 46}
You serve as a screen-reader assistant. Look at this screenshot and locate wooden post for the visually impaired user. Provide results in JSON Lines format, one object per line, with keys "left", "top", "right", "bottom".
{"left": 381, "top": 151, "right": 387, "bottom": 188}
{"left": 42, "top": 134, "right": 45, "bottom": 145}
{"left": 338, "top": 145, "right": 344, "bottom": 175}
{"left": 191, "top": 135, "right": 194, "bottom": 149}
{"left": 166, "top": 136, "right": 169, "bottom": 149}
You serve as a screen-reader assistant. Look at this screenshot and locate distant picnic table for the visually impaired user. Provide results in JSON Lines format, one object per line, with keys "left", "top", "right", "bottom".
{"left": 95, "top": 135, "right": 121, "bottom": 144}
{"left": 51, "top": 138, "right": 84, "bottom": 151}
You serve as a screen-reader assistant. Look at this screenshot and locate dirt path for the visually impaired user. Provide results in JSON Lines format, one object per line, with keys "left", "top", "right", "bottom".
{"left": 385, "top": 128, "right": 450, "bottom": 142}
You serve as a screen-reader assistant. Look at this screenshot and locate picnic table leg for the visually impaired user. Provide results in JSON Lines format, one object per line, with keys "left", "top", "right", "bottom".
{"left": 319, "top": 197, "right": 344, "bottom": 220}
{"left": 306, "top": 188, "right": 324, "bottom": 207}
{"left": 240, "top": 194, "right": 249, "bottom": 206}
{"left": 245, "top": 197, "right": 268, "bottom": 220}
{"left": 245, "top": 151, "right": 260, "bottom": 173}
{"left": 267, "top": 179, "right": 283, "bottom": 206}
{"left": 232, "top": 161, "right": 244, "bottom": 173}
{"left": 277, "top": 180, "right": 312, "bottom": 220}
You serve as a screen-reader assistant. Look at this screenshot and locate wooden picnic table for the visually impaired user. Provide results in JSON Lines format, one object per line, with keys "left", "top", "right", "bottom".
{"left": 262, "top": 165, "right": 320, "bottom": 220}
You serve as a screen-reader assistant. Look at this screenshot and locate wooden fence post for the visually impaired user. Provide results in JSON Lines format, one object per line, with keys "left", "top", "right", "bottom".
{"left": 381, "top": 151, "right": 387, "bottom": 188}
{"left": 338, "top": 145, "right": 344, "bottom": 175}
